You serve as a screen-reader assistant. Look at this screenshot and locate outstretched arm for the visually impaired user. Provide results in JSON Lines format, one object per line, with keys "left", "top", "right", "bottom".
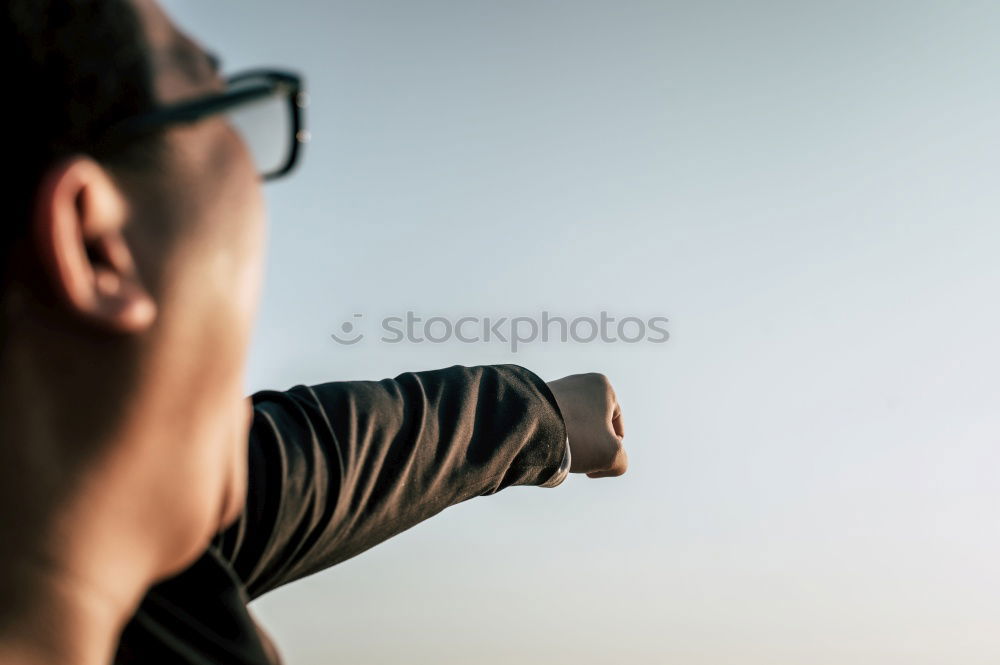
{"left": 212, "top": 363, "right": 570, "bottom": 601}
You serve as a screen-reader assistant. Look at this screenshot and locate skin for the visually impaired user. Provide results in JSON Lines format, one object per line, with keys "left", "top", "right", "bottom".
{"left": 546, "top": 373, "right": 628, "bottom": 478}
{"left": 0, "top": 1, "right": 627, "bottom": 663}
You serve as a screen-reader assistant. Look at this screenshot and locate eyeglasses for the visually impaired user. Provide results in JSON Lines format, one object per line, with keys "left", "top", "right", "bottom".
{"left": 97, "top": 68, "right": 308, "bottom": 181}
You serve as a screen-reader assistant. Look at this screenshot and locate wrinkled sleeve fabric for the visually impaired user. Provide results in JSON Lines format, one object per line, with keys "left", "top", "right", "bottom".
{"left": 211, "top": 363, "right": 569, "bottom": 601}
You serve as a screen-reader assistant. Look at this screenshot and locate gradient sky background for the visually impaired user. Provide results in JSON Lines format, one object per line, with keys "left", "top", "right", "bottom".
{"left": 163, "top": 1, "right": 1000, "bottom": 663}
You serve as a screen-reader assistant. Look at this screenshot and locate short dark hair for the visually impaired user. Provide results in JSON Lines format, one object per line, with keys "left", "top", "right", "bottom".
{"left": 2, "top": 0, "right": 160, "bottom": 276}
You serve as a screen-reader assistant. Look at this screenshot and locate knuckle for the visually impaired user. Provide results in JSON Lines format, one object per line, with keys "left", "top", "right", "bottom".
{"left": 587, "top": 372, "right": 612, "bottom": 389}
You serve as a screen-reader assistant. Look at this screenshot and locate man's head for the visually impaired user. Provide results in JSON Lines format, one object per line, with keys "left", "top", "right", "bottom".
{"left": 1, "top": 0, "right": 271, "bottom": 614}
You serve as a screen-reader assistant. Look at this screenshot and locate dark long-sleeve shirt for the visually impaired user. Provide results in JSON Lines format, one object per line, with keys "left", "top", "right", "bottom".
{"left": 113, "top": 364, "right": 570, "bottom": 665}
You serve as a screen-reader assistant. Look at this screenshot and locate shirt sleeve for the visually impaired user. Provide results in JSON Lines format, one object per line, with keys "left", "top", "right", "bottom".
{"left": 211, "top": 363, "right": 569, "bottom": 601}
{"left": 539, "top": 435, "right": 571, "bottom": 488}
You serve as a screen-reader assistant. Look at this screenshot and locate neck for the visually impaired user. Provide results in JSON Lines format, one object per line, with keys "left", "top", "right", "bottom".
{"left": 0, "top": 296, "right": 167, "bottom": 665}
{"left": 0, "top": 555, "right": 144, "bottom": 665}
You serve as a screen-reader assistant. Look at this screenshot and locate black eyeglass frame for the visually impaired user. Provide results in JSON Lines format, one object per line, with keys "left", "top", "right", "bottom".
{"left": 97, "top": 68, "right": 307, "bottom": 181}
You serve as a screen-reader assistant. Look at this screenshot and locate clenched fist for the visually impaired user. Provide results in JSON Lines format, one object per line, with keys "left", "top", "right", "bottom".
{"left": 546, "top": 373, "right": 627, "bottom": 479}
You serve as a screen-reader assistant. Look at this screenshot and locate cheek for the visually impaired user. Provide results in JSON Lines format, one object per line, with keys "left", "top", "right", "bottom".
{"left": 224, "top": 129, "right": 268, "bottom": 323}
{"left": 165, "top": 125, "right": 266, "bottom": 506}
{"left": 198, "top": 126, "right": 268, "bottom": 341}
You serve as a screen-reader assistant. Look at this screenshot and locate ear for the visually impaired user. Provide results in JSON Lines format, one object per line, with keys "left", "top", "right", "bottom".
{"left": 33, "top": 156, "right": 157, "bottom": 333}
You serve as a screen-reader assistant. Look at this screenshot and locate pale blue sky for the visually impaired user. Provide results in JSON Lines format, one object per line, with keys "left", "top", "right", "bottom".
{"left": 164, "top": 2, "right": 1000, "bottom": 663}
